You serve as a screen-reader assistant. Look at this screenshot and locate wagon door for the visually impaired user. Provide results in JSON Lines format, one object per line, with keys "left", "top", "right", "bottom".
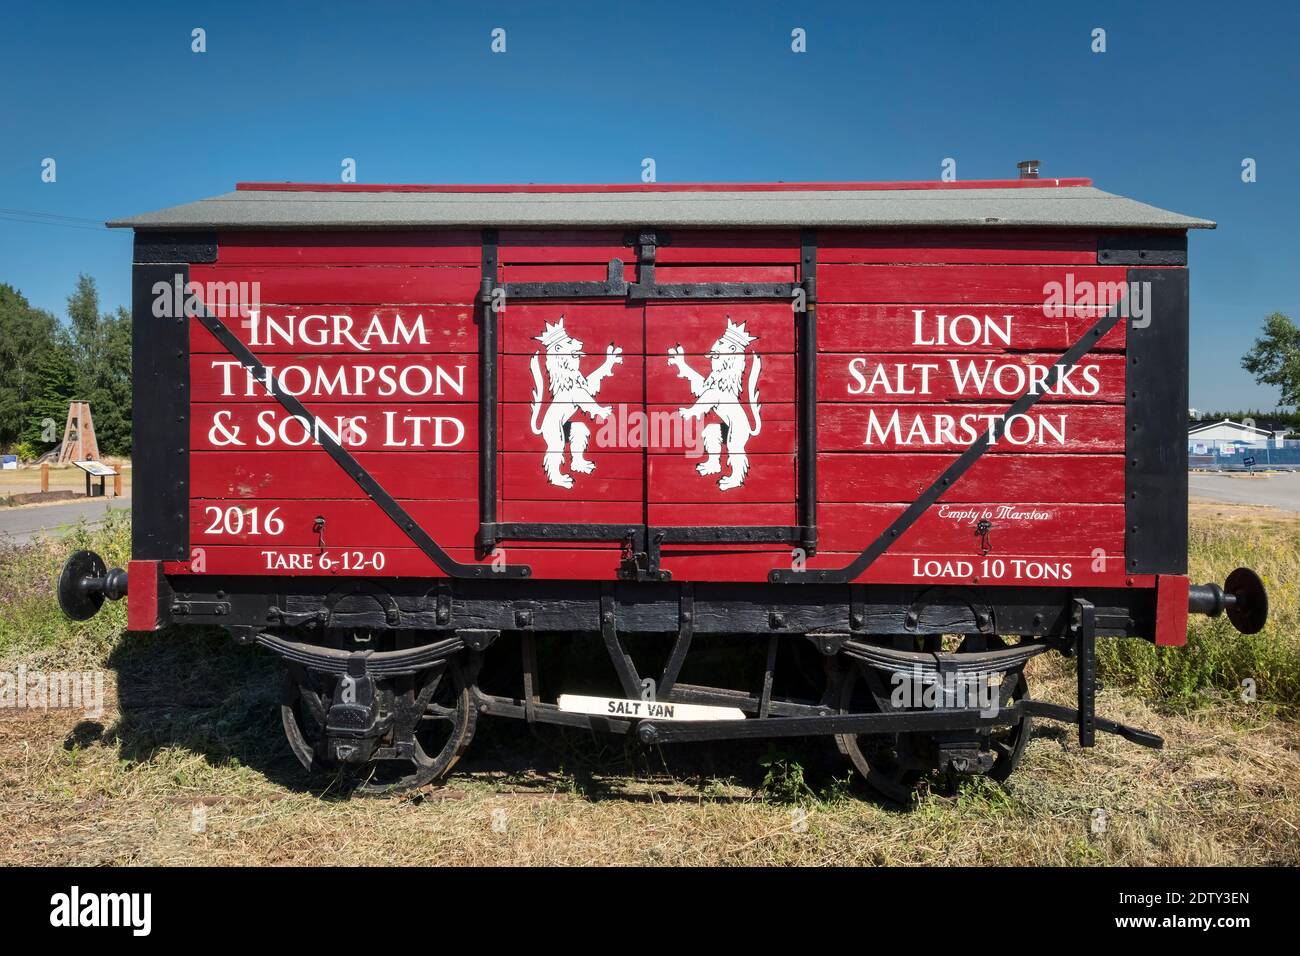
{"left": 645, "top": 301, "right": 802, "bottom": 576}
{"left": 486, "top": 230, "right": 812, "bottom": 581}
{"left": 497, "top": 300, "right": 646, "bottom": 577}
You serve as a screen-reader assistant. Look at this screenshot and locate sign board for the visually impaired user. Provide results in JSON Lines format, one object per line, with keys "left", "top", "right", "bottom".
{"left": 1, "top": 454, "right": 15, "bottom": 471}
{"left": 558, "top": 694, "right": 745, "bottom": 722}
{"left": 1243, "top": 456, "right": 1256, "bottom": 468}
{"left": 73, "top": 460, "right": 118, "bottom": 478}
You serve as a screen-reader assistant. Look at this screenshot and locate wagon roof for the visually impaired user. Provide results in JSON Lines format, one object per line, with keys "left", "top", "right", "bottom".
{"left": 107, "top": 178, "right": 1215, "bottom": 231}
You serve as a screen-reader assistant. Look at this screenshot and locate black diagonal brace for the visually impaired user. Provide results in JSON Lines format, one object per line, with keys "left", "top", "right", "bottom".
{"left": 771, "top": 298, "right": 1128, "bottom": 584}
{"left": 191, "top": 305, "right": 528, "bottom": 579}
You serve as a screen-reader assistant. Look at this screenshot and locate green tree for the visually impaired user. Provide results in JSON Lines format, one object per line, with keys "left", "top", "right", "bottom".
{"left": 64, "top": 276, "right": 132, "bottom": 456}
{"left": 23, "top": 332, "right": 79, "bottom": 446}
{"left": 0, "top": 283, "right": 66, "bottom": 448}
{"left": 1241, "top": 312, "right": 1300, "bottom": 409}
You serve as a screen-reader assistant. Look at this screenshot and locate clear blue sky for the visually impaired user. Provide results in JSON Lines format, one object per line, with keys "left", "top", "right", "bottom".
{"left": 2, "top": 0, "right": 1296, "bottom": 412}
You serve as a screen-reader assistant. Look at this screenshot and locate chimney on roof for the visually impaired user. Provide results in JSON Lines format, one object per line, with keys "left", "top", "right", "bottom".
{"left": 1017, "top": 160, "right": 1040, "bottom": 180}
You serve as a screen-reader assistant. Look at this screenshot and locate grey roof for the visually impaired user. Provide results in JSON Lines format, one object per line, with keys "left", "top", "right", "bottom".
{"left": 107, "top": 184, "right": 1214, "bottom": 231}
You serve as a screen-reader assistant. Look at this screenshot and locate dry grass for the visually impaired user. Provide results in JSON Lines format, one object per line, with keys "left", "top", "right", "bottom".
{"left": 0, "top": 507, "right": 1297, "bottom": 866}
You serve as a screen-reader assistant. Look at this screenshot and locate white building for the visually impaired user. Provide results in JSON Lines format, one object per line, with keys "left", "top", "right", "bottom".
{"left": 1187, "top": 419, "right": 1286, "bottom": 448}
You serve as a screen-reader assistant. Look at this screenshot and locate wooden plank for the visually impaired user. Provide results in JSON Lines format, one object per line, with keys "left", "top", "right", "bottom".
{"left": 190, "top": 450, "right": 478, "bottom": 500}
{"left": 499, "top": 499, "right": 642, "bottom": 524}
{"left": 647, "top": 352, "right": 794, "bottom": 404}
{"left": 644, "top": 402, "right": 795, "bottom": 454}
{"left": 817, "top": 304, "right": 1125, "bottom": 353}
{"left": 190, "top": 498, "right": 478, "bottom": 548}
{"left": 647, "top": 454, "right": 795, "bottom": 503}
{"left": 817, "top": 352, "right": 1125, "bottom": 403}
{"left": 190, "top": 306, "right": 476, "bottom": 354}
{"left": 816, "top": 453, "right": 1125, "bottom": 504}
{"left": 169, "top": 546, "right": 624, "bottom": 579}
{"left": 501, "top": 449, "right": 642, "bottom": 501}
{"left": 644, "top": 302, "right": 795, "bottom": 354}
{"left": 818, "top": 403, "right": 1125, "bottom": 453}
{"left": 188, "top": 264, "right": 479, "bottom": 305}
{"left": 190, "top": 402, "right": 477, "bottom": 452}
{"left": 655, "top": 550, "right": 1133, "bottom": 586}
{"left": 655, "top": 230, "right": 801, "bottom": 264}
{"left": 501, "top": 402, "right": 643, "bottom": 453}
{"left": 818, "top": 230, "right": 1097, "bottom": 265}
{"left": 817, "top": 264, "right": 1130, "bottom": 304}
{"left": 216, "top": 231, "right": 480, "bottom": 265}
{"left": 191, "top": 353, "right": 477, "bottom": 403}
{"left": 497, "top": 230, "right": 628, "bottom": 264}
{"left": 500, "top": 262, "right": 637, "bottom": 283}
{"left": 818, "top": 502, "right": 1124, "bottom": 554}
{"left": 499, "top": 303, "right": 642, "bottom": 355}
{"left": 650, "top": 502, "right": 796, "bottom": 526}
{"left": 500, "top": 352, "right": 643, "bottom": 405}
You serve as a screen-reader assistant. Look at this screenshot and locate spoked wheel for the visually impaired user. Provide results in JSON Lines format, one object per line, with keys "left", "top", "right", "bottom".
{"left": 280, "top": 657, "right": 478, "bottom": 796}
{"left": 985, "top": 669, "right": 1032, "bottom": 783}
{"left": 834, "top": 660, "right": 928, "bottom": 803}
{"left": 833, "top": 636, "right": 1035, "bottom": 802}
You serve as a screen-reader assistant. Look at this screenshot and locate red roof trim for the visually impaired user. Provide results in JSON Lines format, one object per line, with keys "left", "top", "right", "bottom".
{"left": 234, "top": 178, "right": 1092, "bottom": 194}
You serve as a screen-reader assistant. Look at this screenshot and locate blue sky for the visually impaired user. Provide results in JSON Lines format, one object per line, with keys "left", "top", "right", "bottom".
{"left": 1, "top": 0, "right": 1296, "bottom": 411}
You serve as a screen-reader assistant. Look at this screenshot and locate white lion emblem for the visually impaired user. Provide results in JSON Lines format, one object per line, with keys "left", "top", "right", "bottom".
{"left": 529, "top": 316, "right": 623, "bottom": 488}
{"left": 667, "top": 318, "right": 762, "bottom": 491}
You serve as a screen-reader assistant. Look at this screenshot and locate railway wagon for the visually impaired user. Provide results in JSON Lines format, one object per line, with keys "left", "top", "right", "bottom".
{"left": 59, "top": 174, "right": 1269, "bottom": 798}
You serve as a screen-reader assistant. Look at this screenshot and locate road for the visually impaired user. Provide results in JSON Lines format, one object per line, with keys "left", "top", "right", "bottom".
{"left": 1188, "top": 472, "right": 1300, "bottom": 512}
{"left": 0, "top": 497, "right": 131, "bottom": 545}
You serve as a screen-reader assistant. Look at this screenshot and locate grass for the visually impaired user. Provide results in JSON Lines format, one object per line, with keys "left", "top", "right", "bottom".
{"left": 0, "top": 508, "right": 130, "bottom": 669}
{"left": 1096, "top": 502, "right": 1300, "bottom": 713}
{"left": 0, "top": 462, "right": 132, "bottom": 501}
{"left": 0, "top": 505, "right": 1296, "bottom": 865}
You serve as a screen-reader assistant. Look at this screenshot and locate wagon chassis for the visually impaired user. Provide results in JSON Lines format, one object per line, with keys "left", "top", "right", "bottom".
{"left": 250, "top": 583, "right": 1166, "bottom": 795}
{"left": 123, "top": 566, "right": 1203, "bottom": 794}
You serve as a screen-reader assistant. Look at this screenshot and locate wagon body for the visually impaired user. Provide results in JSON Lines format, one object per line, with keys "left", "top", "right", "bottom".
{"left": 59, "top": 177, "right": 1265, "bottom": 795}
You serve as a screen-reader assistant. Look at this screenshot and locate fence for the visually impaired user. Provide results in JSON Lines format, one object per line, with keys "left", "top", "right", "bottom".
{"left": 1188, "top": 438, "right": 1300, "bottom": 471}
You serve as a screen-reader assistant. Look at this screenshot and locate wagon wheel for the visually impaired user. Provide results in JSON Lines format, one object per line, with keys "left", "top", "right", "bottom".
{"left": 280, "top": 658, "right": 477, "bottom": 796}
{"left": 834, "top": 659, "right": 930, "bottom": 803}
{"left": 832, "top": 637, "right": 1034, "bottom": 802}
{"left": 985, "top": 668, "right": 1033, "bottom": 783}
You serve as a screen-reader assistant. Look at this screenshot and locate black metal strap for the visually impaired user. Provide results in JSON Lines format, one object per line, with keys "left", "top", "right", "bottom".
{"left": 770, "top": 298, "right": 1128, "bottom": 583}
{"left": 797, "top": 228, "right": 818, "bottom": 554}
{"left": 658, "top": 583, "right": 694, "bottom": 698}
{"left": 600, "top": 588, "right": 643, "bottom": 699}
{"left": 497, "top": 229, "right": 801, "bottom": 301}
{"left": 192, "top": 304, "right": 528, "bottom": 579}
{"left": 479, "top": 230, "right": 500, "bottom": 553}
{"left": 502, "top": 259, "right": 628, "bottom": 299}
{"left": 1074, "top": 597, "right": 1097, "bottom": 747}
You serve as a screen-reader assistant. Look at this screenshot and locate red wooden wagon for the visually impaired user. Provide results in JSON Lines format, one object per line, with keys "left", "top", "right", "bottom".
{"left": 59, "top": 174, "right": 1268, "bottom": 797}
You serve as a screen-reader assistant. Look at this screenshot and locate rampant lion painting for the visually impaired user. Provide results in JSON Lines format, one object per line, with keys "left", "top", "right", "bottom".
{"left": 667, "top": 318, "right": 762, "bottom": 490}
{"left": 529, "top": 316, "right": 624, "bottom": 488}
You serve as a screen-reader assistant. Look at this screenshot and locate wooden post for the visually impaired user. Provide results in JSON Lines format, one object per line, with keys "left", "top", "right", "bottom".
{"left": 41, "top": 462, "right": 49, "bottom": 493}
{"left": 113, "top": 472, "right": 123, "bottom": 497}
